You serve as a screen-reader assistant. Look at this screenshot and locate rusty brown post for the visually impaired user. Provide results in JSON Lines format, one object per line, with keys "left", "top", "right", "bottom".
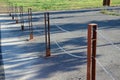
{"left": 87, "top": 23, "right": 92, "bottom": 80}
{"left": 44, "top": 13, "right": 48, "bottom": 56}
{"left": 28, "top": 8, "right": 33, "bottom": 40}
{"left": 103, "top": 0, "right": 106, "bottom": 6}
{"left": 44, "top": 12, "right": 51, "bottom": 57}
{"left": 107, "top": 0, "right": 111, "bottom": 6}
{"left": 47, "top": 13, "right": 51, "bottom": 57}
{"left": 8, "top": 2, "right": 12, "bottom": 16}
{"left": 11, "top": 3, "right": 14, "bottom": 20}
{"left": 15, "top": 4, "right": 18, "bottom": 24}
{"left": 87, "top": 23, "right": 97, "bottom": 80}
{"left": 91, "top": 24, "right": 97, "bottom": 80}
{"left": 20, "top": 6, "right": 24, "bottom": 30}
{"left": 103, "top": 0, "right": 111, "bottom": 6}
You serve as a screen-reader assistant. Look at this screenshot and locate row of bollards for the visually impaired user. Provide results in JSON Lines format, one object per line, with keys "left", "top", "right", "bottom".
{"left": 8, "top": 4, "right": 34, "bottom": 40}
{"left": 8, "top": 3, "right": 20, "bottom": 23}
{"left": 44, "top": 13, "right": 98, "bottom": 80}
{"left": 8, "top": 4, "right": 98, "bottom": 80}
{"left": 8, "top": 4, "right": 51, "bottom": 57}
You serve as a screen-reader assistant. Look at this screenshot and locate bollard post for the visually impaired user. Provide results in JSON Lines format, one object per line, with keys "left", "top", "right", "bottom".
{"left": 91, "top": 24, "right": 97, "bottom": 80}
{"left": 87, "top": 24, "right": 92, "bottom": 80}
{"left": 44, "top": 12, "right": 51, "bottom": 57}
{"left": 103, "top": 0, "right": 111, "bottom": 6}
{"left": 87, "top": 23, "right": 97, "bottom": 80}
{"left": 107, "top": 0, "right": 111, "bottom": 6}
{"left": 8, "top": 2, "right": 11, "bottom": 16}
{"left": 28, "top": 8, "right": 30, "bottom": 29}
{"left": 28, "top": 8, "right": 33, "bottom": 40}
{"left": 15, "top": 4, "right": 18, "bottom": 24}
{"left": 11, "top": 3, "right": 14, "bottom": 20}
{"left": 103, "top": 0, "right": 106, "bottom": 6}
{"left": 20, "top": 6, "right": 24, "bottom": 30}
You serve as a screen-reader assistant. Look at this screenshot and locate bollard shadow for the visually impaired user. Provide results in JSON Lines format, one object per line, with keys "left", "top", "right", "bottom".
{"left": 1, "top": 37, "right": 87, "bottom": 80}
{"left": 89, "top": 19, "right": 120, "bottom": 29}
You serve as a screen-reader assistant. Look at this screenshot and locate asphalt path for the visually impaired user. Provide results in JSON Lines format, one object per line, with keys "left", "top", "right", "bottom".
{"left": 0, "top": 7, "right": 120, "bottom": 80}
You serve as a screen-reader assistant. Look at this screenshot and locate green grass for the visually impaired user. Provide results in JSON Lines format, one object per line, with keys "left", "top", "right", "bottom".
{"left": 1, "top": 0, "right": 120, "bottom": 12}
{"left": 101, "top": 9, "right": 120, "bottom": 16}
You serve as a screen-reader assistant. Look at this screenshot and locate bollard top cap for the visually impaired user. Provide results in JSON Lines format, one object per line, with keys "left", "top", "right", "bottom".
{"left": 88, "top": 23, "right": 97, "bottom": 26}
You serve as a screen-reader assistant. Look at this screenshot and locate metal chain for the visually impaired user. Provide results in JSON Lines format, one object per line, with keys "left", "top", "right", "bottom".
{"left": 97, "top": 29, "right": 120, "bottom": 51}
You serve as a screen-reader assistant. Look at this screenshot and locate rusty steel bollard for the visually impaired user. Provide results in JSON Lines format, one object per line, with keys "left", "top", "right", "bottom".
{"left": 15, "top": 5, "right": 18, "bottom": 24}
{"left": 11, "top": 4, "right": 14, "bottom": 20}
{"left": 87, "top": 23, "right": 97, "bottom": 80}
{"left": 44, "top": 12, "right": 51, "bottom": 57}
{"left": 8, "top": 2, "right": 12, "bottom": 16}
{"left": 103, "top": 0, "right": 111, "bottom": 6}
{"left": 28, "top": 8, "right": 33, "bottom": 40}
{"left": 20, "top": 6, "right": 24, "bottom": 30}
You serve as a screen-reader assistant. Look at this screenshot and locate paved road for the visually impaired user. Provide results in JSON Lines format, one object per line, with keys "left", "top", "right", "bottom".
{"left": 0, "top": 7, "right": 120, "bottom": 80}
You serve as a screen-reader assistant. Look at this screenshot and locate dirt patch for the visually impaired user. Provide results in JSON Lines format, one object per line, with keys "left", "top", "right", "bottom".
{"left": 0, "top": 2, "right": 8, "bottom": 14}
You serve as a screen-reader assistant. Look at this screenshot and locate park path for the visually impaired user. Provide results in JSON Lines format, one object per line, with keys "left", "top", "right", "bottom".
{"left": 0, "top": 7, "right": 120, "bottom": 80}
